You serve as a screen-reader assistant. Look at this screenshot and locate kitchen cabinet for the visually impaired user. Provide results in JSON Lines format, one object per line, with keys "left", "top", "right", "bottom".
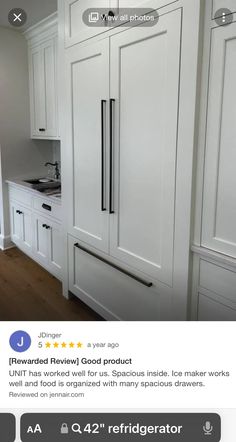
{"left": 109, "top": 10, "right": 181, "bottom": 285}
{"left": 191, "top": 8, "right": 236, "bottom": 320}
{"left": 66, "top": 9, "right": 181, "bottom": 284}
{"left": 63, "top": 0, "right": 201, "bottom": 320}
{"left": 64, "top": 0, "right": 111, "bottom": 47}
{"left": 25, "top": 14, "right": 59, "bottom": 139}
{"left": 63, "top": 0, "right": 179, "bottom": 48}
{"left": 9, "top": 202, "right": 32, "bottom": 255}
{"left": 8, "top": 184, "right": 63, "bottom": 280}
{"left": 34, "top": 214, "right": 63, "bottom": 279}
{"left": 202, "top": 21, "right": 236, "bottom": 258}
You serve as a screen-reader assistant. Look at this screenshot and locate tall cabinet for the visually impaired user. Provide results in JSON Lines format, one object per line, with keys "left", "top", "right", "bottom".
{"left": 59, "top": 0, "right": 201, "bottom": 320}
{"left": 192, "top": 2, "right": 236, "bottom": 320}
{"left": 24, "top": 13, "right": 59, "bottom": 140}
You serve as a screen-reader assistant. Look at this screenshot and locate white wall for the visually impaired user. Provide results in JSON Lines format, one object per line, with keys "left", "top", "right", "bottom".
{"left": 0, "top": 26, "right": 54, "bottom": 246}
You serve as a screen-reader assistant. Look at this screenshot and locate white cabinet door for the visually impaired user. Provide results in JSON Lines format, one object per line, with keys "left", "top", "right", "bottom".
{"left": 34, "top": 215, "right": 50, "bottom": 266}
{"left": 41, "top": 38, "right": 58, "bottom": 138}
{"left": 33, "top": 215, "right": 63, "bottom": 278}
{"left": 21, "top": 208, "right": 33, "bottom": 253}
{"left": 30, "top": 46, "right": 43, "bottom": 137}
{"left": 48, "top": 220, "right": 63, "bottom": 278}
{"left": 29, "top": 39, "right": 58, "bottom": 139}
{"left": 65, "top": 40, "right": 110, "bottom": 253}
{"left": 10, "top": 203, "right": 23, "bottom": 245}
{"left": 10, "top": 202, "right": 32, "bottom": 253}
{"left": 64, "top": 0, "right": 110, "bottom": 47}
{"left": 202, "top": 22, "right": 236, "bottom": 258}
{"left": 109, "top": 9, "right": 181, "bottom": 285}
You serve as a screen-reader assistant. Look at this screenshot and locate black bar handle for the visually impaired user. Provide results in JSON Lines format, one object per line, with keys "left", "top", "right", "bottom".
{"left": 42, "top": 203, "right": 52, "bottom": 212}
{"left": 101, "top": 100, "right": 107, "bottom": 212}
{"left": 39, "top": 128, "right": 46, "bottom": 132}
{"left": 109, "top": 99, "right": 115, "bottom": 214}
{"left": 74, "top": 242, "right": 153, "bottom": 288}
{"left": 16, "top": 210, "right": 22, "bottom": 215}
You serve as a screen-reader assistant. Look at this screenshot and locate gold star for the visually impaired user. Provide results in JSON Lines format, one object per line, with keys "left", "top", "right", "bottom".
{"left": 61, "top": 342, "right": 67, "bottom": 348}
{"left": 54, "top": 342, "right": 59, "bottom": 348}
{"left": 69, "top": 342, "right": 74, "bottom": 348}
{"left": 45, "top": 342, "right": 51, "bottom": 348}
{"left": 77, "top": 342, "right": 83, "bottom": 348}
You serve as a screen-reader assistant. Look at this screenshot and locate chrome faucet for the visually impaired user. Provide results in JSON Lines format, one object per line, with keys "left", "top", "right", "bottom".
{"left": 45, "top": 161, "right": 60, "bottom": 180}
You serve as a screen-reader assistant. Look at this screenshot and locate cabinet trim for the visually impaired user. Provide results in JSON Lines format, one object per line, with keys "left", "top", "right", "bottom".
{"left": 24, "top": 13, "right": 58, "bottom": 45}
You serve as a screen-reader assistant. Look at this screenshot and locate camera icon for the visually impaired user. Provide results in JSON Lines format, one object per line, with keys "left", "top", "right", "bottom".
{"left": 89, "top": 12, "right": 100, "bottom": 23}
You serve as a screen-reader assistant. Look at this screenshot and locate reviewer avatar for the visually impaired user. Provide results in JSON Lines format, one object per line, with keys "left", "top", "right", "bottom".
{"left": 8, "top": 8, "right": 27, "bottom": 27}
{"left": 10, "top": 331, "right": 31, "bottom": 352}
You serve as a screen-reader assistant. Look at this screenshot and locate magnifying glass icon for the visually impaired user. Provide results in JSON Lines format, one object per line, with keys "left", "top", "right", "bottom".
{"left": 72, "top": 423, "right": 82, "bottom": 433}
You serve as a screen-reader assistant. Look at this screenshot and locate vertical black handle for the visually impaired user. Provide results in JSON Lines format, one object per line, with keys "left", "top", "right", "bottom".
{"left": 101, "top": 100, "right": 107, "bottom": 212}
{"left": 109, "top": 99, "right": 115, "bottom": 214}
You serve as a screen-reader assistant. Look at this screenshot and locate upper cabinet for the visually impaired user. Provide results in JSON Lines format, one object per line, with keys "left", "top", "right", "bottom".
{"left": 64, "top": 0, "right": 179, "bottom": 48}
{"left": 202, "top": 22, "right": 236, "bottom": 258}
{"left": 64, "top": 0, "right": 110, "bottom": 47}
{"left": 24, "top": 13, "right": 59, "bottom": 140}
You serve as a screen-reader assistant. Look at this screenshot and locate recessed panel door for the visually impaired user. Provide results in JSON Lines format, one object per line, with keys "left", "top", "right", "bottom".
{"left": 34, "top": 216, "right": 50, "bottom": 266}
{"left": 202, "top": 22, "right": 236, "bottom": 257}
{"left": 49, "top": 221, "right": 63, "bottom": 278}
{"left": 10, "top": 203, "right": 23, "bottom": 245}
{"left": 21, "top": 208, "right": 33, "bottom": 253}
{"left": 65, "top": 40, "right": 110, "bottom": 253}
{"left": 41, "top": 38, "right": 58, "bottom": 137}
{"left": 30, "top": 46, "right": 43, "bottom": 137}
{"left": 109, "top": 9, "right": 182, "bottom": 285}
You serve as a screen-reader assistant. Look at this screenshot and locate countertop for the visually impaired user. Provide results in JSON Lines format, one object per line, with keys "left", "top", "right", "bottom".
{"left": 6, "top": 177, "right": 62, "bottom": 204}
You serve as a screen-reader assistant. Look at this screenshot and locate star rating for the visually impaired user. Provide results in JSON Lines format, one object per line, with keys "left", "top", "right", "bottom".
{"left": 44, "top": 341, "right": 83, "bottom": 349}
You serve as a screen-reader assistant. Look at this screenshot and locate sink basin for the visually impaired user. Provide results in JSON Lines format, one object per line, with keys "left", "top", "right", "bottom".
{"left": 23, "top": 178, "right": 60, "bottom": 190}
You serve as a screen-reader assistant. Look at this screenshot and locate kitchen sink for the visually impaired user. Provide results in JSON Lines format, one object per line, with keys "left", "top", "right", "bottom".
{"left": 23, "top": 178, "right": 61, "bottom": 191}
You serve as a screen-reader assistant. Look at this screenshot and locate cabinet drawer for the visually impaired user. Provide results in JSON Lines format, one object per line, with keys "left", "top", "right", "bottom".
{"left": 68, "top": 235, "right": 160, "bottom": 320}
{"left": 9, "top": 187, "right": 32, "bottom": 207}
{"left": 33, "top": 196, "right": 62, "bottom": 221}
{"left": 198, "top": 293, "right": 236, "bottom": 321}
{"left": 199, "top": 259, "right": 236, "bottom": 304}
{"left": 212, "top": 0, "right": 236, "bottom": 18}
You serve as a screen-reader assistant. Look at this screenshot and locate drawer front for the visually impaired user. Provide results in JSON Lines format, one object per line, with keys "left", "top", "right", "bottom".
{"left": 68, "top": 235, "right": 160, "bottom": 320}
{"left": 198, "top": 292, "right": 236, "bottom": 321}
{"left": 199, "top": 259, "right": 236, "bottom": 305}
{"left": 9, "top": 186, "right": 32, "bottom": 207}
{"left": 212, "top": 0, "right": 236, "bottom": 18}
{"left": 33, "top": 196, "right": 62, "bottom": 221}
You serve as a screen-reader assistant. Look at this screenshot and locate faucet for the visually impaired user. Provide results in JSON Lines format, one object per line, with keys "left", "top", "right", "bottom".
{"left": 45, "top": 161, "right": 60, "bottom": 180}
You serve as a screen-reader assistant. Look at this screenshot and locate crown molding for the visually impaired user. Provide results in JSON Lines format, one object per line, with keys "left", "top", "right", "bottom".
{"left": 23, "top": 12, "right": 58, "bottom": 44}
